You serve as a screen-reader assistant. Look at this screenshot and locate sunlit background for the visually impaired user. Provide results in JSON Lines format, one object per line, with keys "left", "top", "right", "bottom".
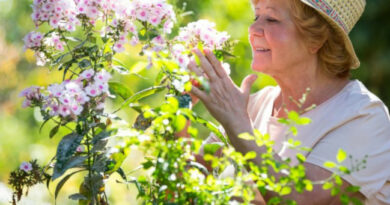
{"left": 0, "top": 0, "right": 389, "bottom": 204}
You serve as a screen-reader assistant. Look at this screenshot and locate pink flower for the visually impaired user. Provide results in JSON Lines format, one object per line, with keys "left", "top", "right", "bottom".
{"left": 70, "top": 103, "right": 83, "bottom": 115}
{"left": 59, "top": 105, "right": 71, "bottom": 117}
{"left": 23, "top": 31, "right": 43, "bottom": 50}
{"left": 94, "top": 70, "right": 111, "bottom": 83}
{"left": 113, "top": 42, "right": 126, "bottom": 53}
{"left": 80, "top": 69, "right": 95, "bottom": 80}
{"left": 20, "top": 162, "right": 33, "bottom": 172}
{"left": 76, "top": 145, "right": 85, "bottom": 152}
{"left": 48, "top": 83, "right": 64, "bottom": 97}
{"left": 85, "top": 84, "right": 101, "bottom": 97}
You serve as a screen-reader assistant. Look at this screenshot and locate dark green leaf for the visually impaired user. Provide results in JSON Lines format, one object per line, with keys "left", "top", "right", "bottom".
{"left": 108, "top": 82, "right": 133, "bottom": 100}
{"left": 53, "top": 156, "right": 87, "bottom": 180}
{"left": 78, "top": 59, "right": 91, "bottom": 68}
{"left": 116, "top": 168, "right": 127, "bottom": 181}
{"left": 49, "top": 125, "right": 60, "bottom": 139}
{"left": 52, "top": 133, "right": 84, "bottom": 180}
{"left": 69, "top": 193, "right": 87, "bottom": 200}
{"left": 55, "top": 170, "right": 84, "bottom": 200}
{"left": 40, "top": 118, "right": 52, "bottom": 133}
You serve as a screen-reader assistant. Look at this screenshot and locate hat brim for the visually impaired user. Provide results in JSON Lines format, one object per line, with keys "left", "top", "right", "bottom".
{"left": 300, "top": 0, "right": 360, "bottom": 69}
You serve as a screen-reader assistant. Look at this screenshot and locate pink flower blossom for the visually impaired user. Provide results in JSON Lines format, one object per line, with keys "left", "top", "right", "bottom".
{"left": 59, "top": 104, "right": 71, "bottom": 117}
{"left": 76, "top": 145, "right": 85, "bottom": 152}
{"left": 113, "top": 42, "right": 126, "bottom": 53}
{"left": 94, "top": 70, "right": 112, "bottom": 83}
{"left": 85, "top": 84, "right": 101, "bottom": 97}
{"left": 80, "top": 69, "right": 95, "bottom": 80}
{"left": 23, "top": 31, "right": 43, "bottom": 50}
{"left": 20, "top": 162, "right": 33, "bottom": 172}
{"left": 177, "top": 19, "right": 230, "bottom": 49}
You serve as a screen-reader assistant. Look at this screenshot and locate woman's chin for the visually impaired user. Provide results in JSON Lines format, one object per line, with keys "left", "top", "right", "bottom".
{"left": 251, "top": 62, "right": 270, "bottom": 73}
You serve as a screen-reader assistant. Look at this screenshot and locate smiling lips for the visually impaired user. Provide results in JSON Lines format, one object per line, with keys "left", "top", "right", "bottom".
{"left": 255, "top": 47, "right": 271, "bottom": 52}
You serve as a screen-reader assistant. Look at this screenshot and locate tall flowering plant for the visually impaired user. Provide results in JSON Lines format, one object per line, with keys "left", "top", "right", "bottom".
{"left": 11, "top": 0, "right": 238, "bottom": 204}
{"left": 9, "top": 0, "right": 365, "bottom": 204}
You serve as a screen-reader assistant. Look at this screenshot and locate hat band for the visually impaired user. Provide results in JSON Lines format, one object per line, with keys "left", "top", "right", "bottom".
{"left": 306, "top": 0, "right": 349, "bottom": 33}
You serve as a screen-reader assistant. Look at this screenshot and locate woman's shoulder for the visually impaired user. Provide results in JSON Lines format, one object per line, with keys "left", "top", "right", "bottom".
{"left": 344, "top": 80, "right": 390, "bottom": 119}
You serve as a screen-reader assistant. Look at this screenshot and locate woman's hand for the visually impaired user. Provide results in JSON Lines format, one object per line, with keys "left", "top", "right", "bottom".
{"left": 188, "top": 48, "right": 258, "bottom": 132}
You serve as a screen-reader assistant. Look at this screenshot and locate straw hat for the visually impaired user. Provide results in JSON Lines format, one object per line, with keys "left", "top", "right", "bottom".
{"left": 300, "top": 0, "right": 366, "bottom": 69}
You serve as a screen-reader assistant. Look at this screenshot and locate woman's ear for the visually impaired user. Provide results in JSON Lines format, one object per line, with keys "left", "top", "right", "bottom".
{"left": 308, "top": 41, "right": 325, "bottom": 54}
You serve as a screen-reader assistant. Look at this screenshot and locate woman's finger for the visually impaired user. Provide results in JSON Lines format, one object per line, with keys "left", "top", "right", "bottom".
{"left": 188, "top": 60, "right": 204, "bottom": 76}
{"left": 204, "top": 48, "right": 228, "bottom": 79}
{"left": 190, "top": 85, "right": 209, "bottom": 104}
{"left": 193, "top": 49, "right": 219, "bottom": 81}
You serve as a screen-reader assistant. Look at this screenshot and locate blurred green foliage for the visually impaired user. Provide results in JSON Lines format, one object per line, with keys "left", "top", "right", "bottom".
{"left": 0, "top": 0, "right": 389, "bottom": 204}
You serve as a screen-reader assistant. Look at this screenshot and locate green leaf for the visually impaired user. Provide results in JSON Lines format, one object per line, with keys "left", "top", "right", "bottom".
{"left": 337, "top": 149, "right": 347, "bottom": 163}
{"left": 331, "top": 187, "right": 340, "bottom": 196}
{"left": 124, "top": 86, "right": 165, "bottom": 106}
{"left": 53, "top": 156, "right": 87, "bottom": 180}
{"left": 78, "top": 59, "right": 91, "bottom": 68}
{"left": 49, "top": 125, "right": 60, "bottom": 139}
{"left": 296, "top": 153, "right": 306, "bottom": 163}
{"left": 52, "top": 133, "right": 84, "bottom": 180}
{"left": 304, "top": 179, "right": 313, "bottom": 191}
{"left": 238, "top": 133, "right": 255, "bottom": 141}
{"left": 297, "top": 117, "right": 311, "bottom": 125}
{"left": 173, "top": 114, "right": 187, "bottom": 132}
{"left": 324, "top": 161, "right": 337, "bottom": 168}
{"left": 322, "top": 181, "right": 333, "bottom": 190}
{"left": 109, "top": 82, "right": 133, "bottom": 100}
{"left": 65, "top": 36, "right": 82, "bottom": 42}
{"left": 130, "top": 62, "right": 148, "bottom": 74}
{"left": 55, "top": 170, "right": 84, "bottom": 200}
{"left": 288, "top": 111, "right": 300, "bottom": 122}
{"left": 203, "top": 142, "right": 224, "bottom": 155}
{"left": 116, "top": 168, "right": 127, "bottom": 181}
{"left": 68, "top": 193, "right": 87, "bottom": 200}
{"left": 280, "top": 186, "right": 292, "bottom": 195}
{"left": 244, "top": 151, "right": 257, "bottom": 160}
{"left": 112, "top": 65, "right": 130, "bottom": 75}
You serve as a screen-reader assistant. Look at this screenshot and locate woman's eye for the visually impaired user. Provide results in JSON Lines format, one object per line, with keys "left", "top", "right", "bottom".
{"left": 266, "top": 18, "right": 278, "bottom": 23}
{"left": 253, "top": 16, "right": 259, "bottom": 22}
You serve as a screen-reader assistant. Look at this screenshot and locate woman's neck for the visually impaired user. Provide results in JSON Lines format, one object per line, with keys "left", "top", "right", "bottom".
{"left": 272, "top": 69, "right": 349, "bottom": 118}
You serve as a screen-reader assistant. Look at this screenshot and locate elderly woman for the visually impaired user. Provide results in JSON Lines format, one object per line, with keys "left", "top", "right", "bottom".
{"left": 185, "top": 0, "right": 390, "bottom": 204}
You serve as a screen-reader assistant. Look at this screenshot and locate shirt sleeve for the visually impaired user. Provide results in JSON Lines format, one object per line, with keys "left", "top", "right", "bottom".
{"left": 306, "top": 100, "right": 390, "bottom": 204}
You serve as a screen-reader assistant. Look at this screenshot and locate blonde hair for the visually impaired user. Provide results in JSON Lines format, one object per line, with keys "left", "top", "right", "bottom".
{"left": 251, "top": 0, "right": 353, "bottom": 78}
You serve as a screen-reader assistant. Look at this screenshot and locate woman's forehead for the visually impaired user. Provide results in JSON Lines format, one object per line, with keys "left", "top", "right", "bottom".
{"left": 252, "top": 0, "right": 290, "bottom": 14}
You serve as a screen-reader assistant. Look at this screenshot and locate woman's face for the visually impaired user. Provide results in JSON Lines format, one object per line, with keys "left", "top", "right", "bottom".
{"left": 249, "top": 0, "right": 311, "bottom": 76}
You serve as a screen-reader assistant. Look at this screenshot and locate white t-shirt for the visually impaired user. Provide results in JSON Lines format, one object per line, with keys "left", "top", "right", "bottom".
{"left": 203, "top": 80, "right": 390, "bottom": 204}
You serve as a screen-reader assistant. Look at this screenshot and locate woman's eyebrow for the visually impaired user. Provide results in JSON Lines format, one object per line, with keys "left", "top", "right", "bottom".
{"left": 255, "top": 6, "right": 278, "bottom": 13}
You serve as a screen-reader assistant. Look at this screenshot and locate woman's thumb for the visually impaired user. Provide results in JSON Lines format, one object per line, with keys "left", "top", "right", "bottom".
{"left": 241, "top": 74, "right": 258, "bottom": 96}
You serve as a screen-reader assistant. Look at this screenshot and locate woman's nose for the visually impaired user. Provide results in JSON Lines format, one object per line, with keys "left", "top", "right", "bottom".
{"left": 249, "top": 22, "right": 265, "bottom": 43}
{"left": 248, "top": 21, "right": 265, "bottom": 37}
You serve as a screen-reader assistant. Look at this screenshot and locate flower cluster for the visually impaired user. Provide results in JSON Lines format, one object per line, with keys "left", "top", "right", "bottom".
{"left": 177, "top": 19, "right": 230, "bottom": 49}
{"left": 31, "top": 0, "right": 79, "bottom": 31}
{"left": 23, "top": 31, "right": 44, "bottom": 50}
{"left": 132, "top": 0, "right": 176, "bottom": 33}
{"left": 19, "top": 86, "right": 44, "bottom": 108}
{"left": 44, "top": 33, "right": 65, "bottom": 51}
{"left": 20, "top": 69, "right": 111, "bottom": 118}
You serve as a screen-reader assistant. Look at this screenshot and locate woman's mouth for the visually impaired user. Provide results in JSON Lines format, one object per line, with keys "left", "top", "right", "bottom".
{"left": 255, "top": 48, "right": 271, "bottom": 52}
